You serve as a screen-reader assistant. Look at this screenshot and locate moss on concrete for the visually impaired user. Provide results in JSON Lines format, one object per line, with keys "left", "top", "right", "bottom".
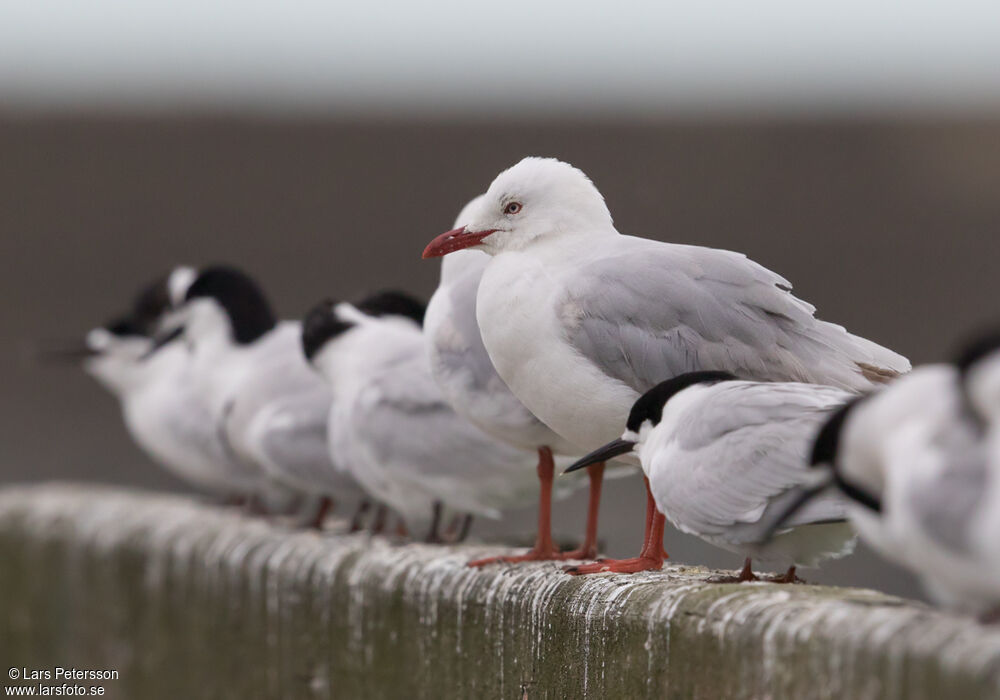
{"left": 2, "top": 484, "right": 1000, "bottom": 699}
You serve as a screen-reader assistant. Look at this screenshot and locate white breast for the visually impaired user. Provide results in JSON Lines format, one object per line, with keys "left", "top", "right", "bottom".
{"left": 476, "top": 251, "right": 637, "bottom": 452}
{"left": 122, "top": 344, "right": 261, "bottom": 494}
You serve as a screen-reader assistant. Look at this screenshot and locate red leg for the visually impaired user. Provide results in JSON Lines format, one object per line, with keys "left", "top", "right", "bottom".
{"left": 562, "top": 462, "right": 605, "bottom": 560}
{"left": 565, "top": 477, "right": 667, "bottom": 575}
{"left": 371, "top": 505, "right": 389, "bottom": 534}
{"left": 425, "top": 502, "right": 444, "bottom": 543}
{"left": 765, "top": 566, "right": 802, "bottom": 584}
{"left": 707, "top": 557, "right": 759, "bottom": 583}
{"left": 394, "top": 517, "right": 409, "bottom": 538}
{"left": 469, "top": 447, "right": 570, "bottom": 566}
{"left": 456, "top": 514, "right": 473, "bottom": 543}
{"left": 306, "top": 497, "right": 334, "bottom": 530}
{"left": 349, "top": 501, "right": 371, "bottom": 533}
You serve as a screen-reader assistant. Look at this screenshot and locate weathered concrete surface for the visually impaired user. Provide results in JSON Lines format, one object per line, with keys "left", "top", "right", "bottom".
{"left": 2, "top": 484, "right": 1000, "bottom": 700}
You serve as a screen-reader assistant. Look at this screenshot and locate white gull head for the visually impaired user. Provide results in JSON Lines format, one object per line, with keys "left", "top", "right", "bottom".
{"left": 423, "top": 157, "right": 614, "bottom": 259}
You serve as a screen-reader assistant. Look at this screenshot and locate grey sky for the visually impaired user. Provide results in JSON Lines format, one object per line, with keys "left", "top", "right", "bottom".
{"left": 1, "top": 0, "right": 999, "bottom": 116}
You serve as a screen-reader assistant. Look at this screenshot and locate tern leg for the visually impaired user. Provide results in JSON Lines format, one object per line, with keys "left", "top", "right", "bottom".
{"left": 371, "top": 505, "right": 389, "bottom": 534}
{"left": 455, "top": 514, "right": 473, "bottom": 543}
{"left": 425, "top": 502, "right": 444, "bottom": 543}
{"left": 708, "top": 557, "right": 759, "bottom": 583}
{"left": 561, "top": 462, "right": 605, "bottom": 560}
{"left": 223, "top": 494, "right": 247, "bottom": 508}
{"left": 305, "top": 496, "right": 334, "bottom": 531}
{"left": 765, "top": 566, "right": 803, "bottom": 584}
{"left": 442, "top": 513, "right": 472, "bottom": 543}
{"left": 468, "top": 446, "right": 569, "bottom": 566}
{"left": 564, "top": 477, "right": 667, "bottom": 575}
{"left": 979, "top": 607, "right": 1000, "bottom": 625}
{"left": 244, "top": 494, "right": 269, "bottom": 516}
{"left": 395, "top": 517, "right": 409, "bottom": 538}
{"left": 349, "top": 501, "right": 371, "bottom": 533}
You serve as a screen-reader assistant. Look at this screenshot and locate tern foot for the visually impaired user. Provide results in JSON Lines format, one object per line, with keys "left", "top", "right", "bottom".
{"left": 979, "top": 607, "right": 1000, "bottom": 625}
{"left": 764, "top": 567, "right": 804, "bottom": 584}
{"left": 708, "top": 558, "right": 758, "bottom": 583}
{"left": 563, "top": 555, "right": 664, "bottom": 576}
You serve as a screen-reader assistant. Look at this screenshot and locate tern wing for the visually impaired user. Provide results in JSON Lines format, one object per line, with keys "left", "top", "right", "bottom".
{"left": 892, "top": 421, "right": 988, "bottom": 555}
{"left": 243, "top": 386, "right": 361, "bottom": 495}
{"left": 351, "top": 352, "right": 539, "bottom": 518}
{"left": 561, "top": 239, "right": 910, "bottom": 393}
{"left": 649, "top": 382, "right": 852, "bottom": 541}
{"left": 222, "top": 347, "right": 358, "bottom": 493}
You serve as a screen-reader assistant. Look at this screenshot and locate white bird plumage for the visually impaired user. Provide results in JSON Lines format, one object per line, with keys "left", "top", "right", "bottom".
{"left": 175, "top": 266, "right": 364, "bottom": 522}
{"left": 81, "top": 273, "right": 264, "bottom": 498}
{"left": 424, "top": 197, "right": 600, "bottom": 562}
{"left": 305, "top": 296, "right": 545, "bottom": 537}
{"left": 567, "top": 373, "right": 857, "bottom": 579}
{"left": 423, "top": 156, "right": 909, "bottom": 574}
{"left": 782, "top": 362, "right": 1000, "bottom": 615}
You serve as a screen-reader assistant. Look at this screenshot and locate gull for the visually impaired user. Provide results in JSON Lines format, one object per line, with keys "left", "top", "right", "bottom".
{"left": 172, "top": 265, "right": 365, "bottom": 526}
{"left": 424, "top": 196, "right": 600, "bottom": 564}
{"left": 423, "top": 157, "right": 910, "bottom": 574}
{"left": 72, "top": 272, "right": 264, "bottom": 499}
{"left": 564, "top": 371, "right": 857, "bottom": 579}
{"left": 769, "top": 363, "right": 1000, "bottom": 616}
{"left": 303, "top": 292, "right": 546, "bottom": 540}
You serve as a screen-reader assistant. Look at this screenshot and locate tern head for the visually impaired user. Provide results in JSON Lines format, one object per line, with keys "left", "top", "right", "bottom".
{"left": 127, "top": 268, "right": 196, "bottom": 337}
{"left": 564, "top": 371, "right": 736, "bottom": 474}
{"left": 955, "top": 330, "right": 1000, "bottom": 422}
{"left": 422, "top": 158, "right": 613, "bottom": 259}
{"left": 301, "top": 290, "right": 426, "bottom": 364}
{"left": 80, "top": 315, "right": 157, "bottom": 394}
{"left": 179, "top": 265, "right": 277, "bottom": 348}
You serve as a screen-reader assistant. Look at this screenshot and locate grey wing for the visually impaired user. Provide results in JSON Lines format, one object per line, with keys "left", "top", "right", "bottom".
{"left": 432, "top": 263, "right": 557, "bottom": 443}
{"left": 562, "top": 240, "right": 910, "bottom": 393}
{"left": 442, "top": 261, "right": 505, "bottom": 394}
{"left": 249, "top": 390, "right": 334, "bottom": 471}
{"left": 352, "top": 355, "right": 538, "bottom": 517}
{"left": 225, "top": 361, "right": 355, "bottom": 493}
{"left": 650, "top": 383, "right": 852, "bottom": 541}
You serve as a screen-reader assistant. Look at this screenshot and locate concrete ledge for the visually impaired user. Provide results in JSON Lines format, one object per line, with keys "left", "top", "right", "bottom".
{"left": 2, "top": 484, "right": 1000, "bottom": 699}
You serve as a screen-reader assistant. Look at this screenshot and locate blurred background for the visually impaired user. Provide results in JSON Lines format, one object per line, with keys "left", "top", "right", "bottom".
{"left": 3, "top": 0, "right": 1000, "bottom": 601}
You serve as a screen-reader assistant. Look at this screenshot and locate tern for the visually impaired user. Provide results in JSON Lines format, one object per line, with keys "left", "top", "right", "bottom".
{"left": 564, "top": 372, "right": 857, "bottom": 579}
{"left": 73, "top": 273, "right": 263, "bottom": 498}
{"left": 768, "top": 363, "right": 1000, "bottom": 615}
{"left": 303, "top": 292, "right": 546, "bottom": 540}
{"left": 172, "top": 265, "right": 365, "bottom": 526}
{"left": 423, "top": 157, "right": 909, "bottom": 574}
{"left": 425, "top": 196, "right": 599, "bottom": 564}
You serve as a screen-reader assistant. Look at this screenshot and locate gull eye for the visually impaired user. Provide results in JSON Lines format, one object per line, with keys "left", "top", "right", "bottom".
{"left": 504, "top": 201, "right": 522, "bottom": 215}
